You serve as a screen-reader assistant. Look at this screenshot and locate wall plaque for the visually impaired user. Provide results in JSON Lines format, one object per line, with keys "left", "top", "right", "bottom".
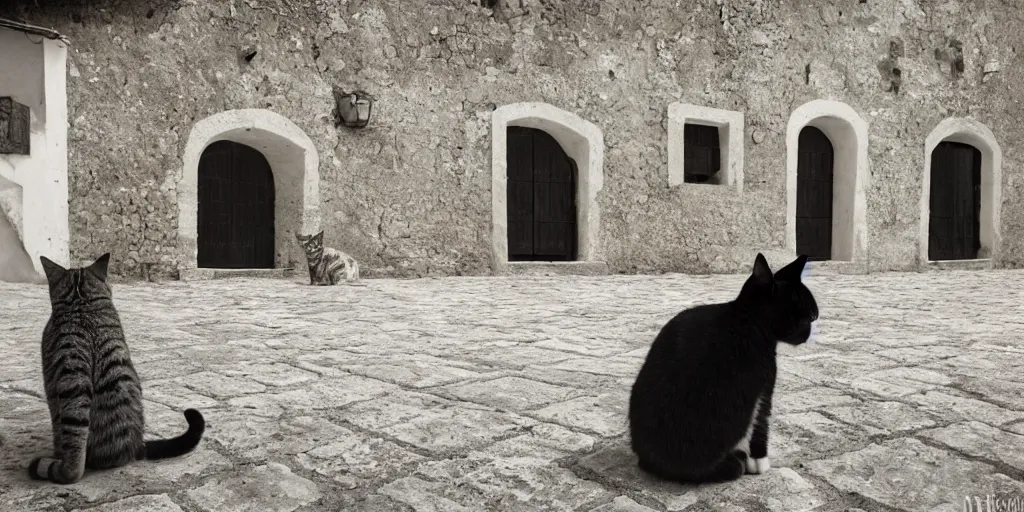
{"left": 0, "top": 97, "right": 30, "bottom": 155}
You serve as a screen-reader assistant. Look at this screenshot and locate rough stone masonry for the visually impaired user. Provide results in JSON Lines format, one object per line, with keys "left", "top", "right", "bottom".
{"left": 0, "top": 0, "right": 1022, "bottom": 280}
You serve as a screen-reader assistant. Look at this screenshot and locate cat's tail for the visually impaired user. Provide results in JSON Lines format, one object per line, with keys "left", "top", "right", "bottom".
{"left": 144, "top": 409, "right": 205, "bottom": 460}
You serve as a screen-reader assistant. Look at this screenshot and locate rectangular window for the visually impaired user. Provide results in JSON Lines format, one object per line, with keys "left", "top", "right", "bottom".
{"left": 667, "top": 103, "right": 743, "bottom": 191}
{"left": 683, "top": 123, "right": 721, "bottom": 184}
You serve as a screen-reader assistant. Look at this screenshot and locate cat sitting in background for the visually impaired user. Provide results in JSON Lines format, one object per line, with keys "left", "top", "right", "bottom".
{"left": 295, "top": 230, "right": 360, "bottom": 285}
{"left": 29, "top": 254, "right": 205, "bottom": 484}
{"left": 628, "top": 253, "right": 818, "bottom": 484}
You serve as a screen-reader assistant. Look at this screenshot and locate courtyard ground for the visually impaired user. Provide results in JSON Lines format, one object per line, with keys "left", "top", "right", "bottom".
{"left": 1, "top": 269, "right": 1024, "bottom": 511}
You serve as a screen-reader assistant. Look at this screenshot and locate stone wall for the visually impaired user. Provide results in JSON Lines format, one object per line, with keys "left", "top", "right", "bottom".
{"left": 2, "top": 0, "right": 1022, "bottom": 278}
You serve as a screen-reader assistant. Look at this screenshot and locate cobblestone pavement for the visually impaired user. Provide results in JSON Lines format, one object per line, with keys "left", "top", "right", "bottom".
{"left": 2, "top": 268, "right": 1024, "bottom": 512}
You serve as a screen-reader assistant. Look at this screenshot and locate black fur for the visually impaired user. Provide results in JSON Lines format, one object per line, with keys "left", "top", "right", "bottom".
{"left": 144, "top": 409, "right": 206, "bottom": 460}
{"left": 628, "top": 253, "right": 819, "bottom": 484}
{"left": 27, "top": 457, "right": 45, "bottom": 480}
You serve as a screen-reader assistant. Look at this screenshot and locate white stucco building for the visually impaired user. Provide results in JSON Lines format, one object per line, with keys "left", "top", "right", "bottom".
{"left": 0, "top": 18, "right": 69, "bottom": 282}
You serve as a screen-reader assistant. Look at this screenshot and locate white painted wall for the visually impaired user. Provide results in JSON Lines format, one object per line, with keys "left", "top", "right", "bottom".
{"left": 0, "top": 28, "right": 69, "bottom": 280}
{"left": 0, "top": 190, "right": 37, "bottom": 283}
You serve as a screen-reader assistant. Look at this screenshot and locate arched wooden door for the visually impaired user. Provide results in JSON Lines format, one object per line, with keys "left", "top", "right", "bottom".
{"left": 796, "top": 126, "right": 835, "bottom": 261}
{"left": 506, "top": 127, "right": 578, "bottom": 261}
{"left": 197, "top": 140, "right": 276, "bottom": 268}
{"left": 929, "top": 141, "right": 981, "bottom": 261}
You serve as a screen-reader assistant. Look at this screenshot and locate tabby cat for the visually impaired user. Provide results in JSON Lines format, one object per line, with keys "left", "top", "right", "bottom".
{"left": 628, "top": 253, "right": 818, "bottom": 484}
{"left": 29, "top": 254, "right": 205, "bottom": 484}
{"left": 295, "top": 230, "right": 360, "bottom": 285}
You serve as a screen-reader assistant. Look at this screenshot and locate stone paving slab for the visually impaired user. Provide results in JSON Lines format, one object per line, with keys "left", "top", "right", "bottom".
{"left": 2, "top": 269, "right": 1024, "bottom": 510}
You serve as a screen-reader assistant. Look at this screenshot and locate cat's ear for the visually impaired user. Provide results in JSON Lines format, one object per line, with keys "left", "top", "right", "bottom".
{"left": 87, "top": 253, "right": 111, "bottom": 281}
{"left": 751, "top": 253, "right": 773, "bottom": 285}
{"left": 774, "top": 254, "right": 808, "bottom": 282}
{"left": 39, "top": 256, "right": 66, "bottom": 283}
{"left": 314, "top": 230, "right": 324, "bottom": 240}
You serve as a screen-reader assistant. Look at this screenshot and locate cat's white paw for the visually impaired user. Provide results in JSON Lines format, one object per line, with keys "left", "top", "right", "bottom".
{"left": 745, "top": 457, "right": 770, "bottom": 474}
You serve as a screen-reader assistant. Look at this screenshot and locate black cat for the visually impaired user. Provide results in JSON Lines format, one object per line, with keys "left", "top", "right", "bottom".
{"left": 628, "top": 253, "right": 818, "bottom": 484}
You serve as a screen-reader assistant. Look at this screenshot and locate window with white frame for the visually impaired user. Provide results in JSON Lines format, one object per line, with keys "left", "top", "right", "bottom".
{"left": 667, "top": 103, "right": 744, "bottom": 191}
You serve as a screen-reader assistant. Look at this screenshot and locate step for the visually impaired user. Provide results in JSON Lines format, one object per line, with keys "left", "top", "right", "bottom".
{"left": 179, "top": 267, "right": 297, "bottom": 281}
{"left": 926, "top": 259, "right": 992, "bottom": 271}
{"left": 500, "top": 261, "right": 609, "bottom": 276}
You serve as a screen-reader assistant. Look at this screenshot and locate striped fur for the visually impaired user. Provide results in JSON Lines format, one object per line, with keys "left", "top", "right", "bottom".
{"left": 295, "top": 231, "right": 360, "bottom": 285}
{"left": 29, "top": 253, "right": 205, "bottom": 484}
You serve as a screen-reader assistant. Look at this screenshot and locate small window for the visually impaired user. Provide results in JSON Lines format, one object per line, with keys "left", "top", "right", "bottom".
{"left": 667, "top": 103, "right": 743, "bottom": 191}
{"left": 683, "top": 124, "right": 721, "bottom": 184}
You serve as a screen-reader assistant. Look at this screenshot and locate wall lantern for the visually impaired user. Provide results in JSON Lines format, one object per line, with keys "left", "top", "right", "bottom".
{"left": 333, "top": 87, "right": 374, "bottom": 128}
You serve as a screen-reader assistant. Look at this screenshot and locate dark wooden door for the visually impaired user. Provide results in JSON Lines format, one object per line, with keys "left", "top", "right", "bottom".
{"left": 928, "top": 141, "right": 981, "bottom": 261}
{"left": 796, "top": 126, "right": 834, "bottom": 261}
{"left": 197, "top": 140, "right": 276, "bottom": 268}
{"left": 507, "top": 127, "right": 577, "bottom": 261}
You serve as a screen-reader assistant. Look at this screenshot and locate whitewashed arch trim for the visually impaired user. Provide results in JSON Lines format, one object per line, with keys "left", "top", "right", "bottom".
{"left": 490, "top": 102, "right": 605, "bottom": 271}
{"left": 919, "top": 117, "right": 1002, "bottom": 264}
{"left": 785, "top": 99, "right": 870, "bottom": 263}
{"left": 177, "top": 108, "right": 321, "bottom": 270}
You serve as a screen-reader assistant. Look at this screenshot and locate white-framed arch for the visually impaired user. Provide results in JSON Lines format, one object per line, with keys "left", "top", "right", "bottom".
{"left": 490, "top": 102, "right": 604, "bottom": 272}
{"left": 918, "top": 117, "right": 1002, "bottom": 264}
{"left": 177, "top": 108, "right": 321, "bottom": 271}
{"left": 785, "top": 99, "right": 870, "bottom": 263}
